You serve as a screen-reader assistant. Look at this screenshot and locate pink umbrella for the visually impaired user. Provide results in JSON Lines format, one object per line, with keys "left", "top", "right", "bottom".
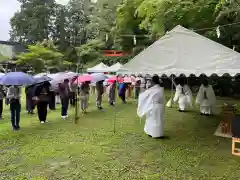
{"left": 106, "top": 76, "right": 123, "bottom": 83}
{"left": 124, "top": 76, "right": 132, "bottom": 83}
{"left": 74, "top": 74, "right": 92, "bottom": 84}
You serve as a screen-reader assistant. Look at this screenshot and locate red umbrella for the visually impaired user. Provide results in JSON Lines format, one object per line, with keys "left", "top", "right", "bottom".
{"left": 106, "top": 76, "right": 124, "bottom": 83}
{"left": 74, "top": 74, "right": 92, "bottom": 84}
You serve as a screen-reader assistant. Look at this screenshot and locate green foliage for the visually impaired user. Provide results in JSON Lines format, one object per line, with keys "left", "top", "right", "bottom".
{"left": 136, "top": 0, "right": 170, "bottom": 36}
{"left": 10, "top": 0, "right": 55, "bottom": 43}
{"left": 76, "top": 39, "right": 105, "bottom": 66}
{"left": 16, "top": 44, "right": 65, "bottom": 73}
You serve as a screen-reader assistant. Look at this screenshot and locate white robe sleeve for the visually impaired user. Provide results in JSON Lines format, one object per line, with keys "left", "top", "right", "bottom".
{"left": 137, "top": 85, "right": 161, "bottom": 118}
{"left": 173, "top": 85, "right": 181, "bottom": 102}
{"left": 184, "top": 85, "right": 192, "bottom": 106}
{"left": 196, "top": 85, "right": 204, "bottom": 105}
{"left": 207, "top": 85, "right": 216, "bottom": 106}
{"left": 137, "top": 90, "right": 152, "bottom": 118}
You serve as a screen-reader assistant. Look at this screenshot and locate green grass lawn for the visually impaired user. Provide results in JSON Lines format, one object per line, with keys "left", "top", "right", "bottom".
{"left": 1, "top": 92, "right": 240, "bottom": 179}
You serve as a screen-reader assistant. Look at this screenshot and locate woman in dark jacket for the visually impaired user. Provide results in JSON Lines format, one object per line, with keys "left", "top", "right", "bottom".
{"left": 33, "top": 82, "right": 50, "bottom": 124}
{"left": 25, "top": 85, "right": 35, "bottom": 114}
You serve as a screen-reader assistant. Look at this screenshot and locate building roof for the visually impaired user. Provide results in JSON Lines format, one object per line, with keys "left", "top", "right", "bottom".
{"left": 0, "top": 40, "right": 26, "bottom": 59}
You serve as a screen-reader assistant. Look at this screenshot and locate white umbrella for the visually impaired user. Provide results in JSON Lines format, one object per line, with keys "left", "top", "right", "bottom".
{"left": 50, "top": 72, "right": 77, "bottom": 91}
{"left": 90, "top": 73, "right": 108, "bottom": 83}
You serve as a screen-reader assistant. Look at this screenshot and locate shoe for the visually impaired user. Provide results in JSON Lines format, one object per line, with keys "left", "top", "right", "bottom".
{"left": 45, "top": 120, "right": 49, "bottom": 123}
{"left": 40, "top": 121, "right": 45, "bottom": 124}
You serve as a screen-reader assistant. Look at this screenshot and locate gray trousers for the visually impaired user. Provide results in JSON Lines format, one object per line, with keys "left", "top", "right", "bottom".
{"left": 135, "top": 87, "right": 140, "bottom": 99}
{"left": 80, "top": 95, "right": 88, "bottom": 110}
{"left": 96, "top": 94, "right": 102, "bottom": 108}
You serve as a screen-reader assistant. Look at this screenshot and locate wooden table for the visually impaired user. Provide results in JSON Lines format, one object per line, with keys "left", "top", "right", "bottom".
{"left": 221, "top": 105, "right": 236, "bottom": 135}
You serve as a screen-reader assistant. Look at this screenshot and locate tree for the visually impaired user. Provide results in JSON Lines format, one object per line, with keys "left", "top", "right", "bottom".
{"left": 214, "top": 0, "right": 240, "bottom": 51}
{"left": 10, "top": 0, "right": 56, "bottom": 44}
{"left": 76, "top": 39, "right": 105, "bottom": 68}
{"left": 87, "top": 0, "right": 123, "bottom": 40}
{"left": 16, "top": 44, "right": 65, "bottom": 73}
{"left": 66, "top": 0, "right": 92, "bottom": 46}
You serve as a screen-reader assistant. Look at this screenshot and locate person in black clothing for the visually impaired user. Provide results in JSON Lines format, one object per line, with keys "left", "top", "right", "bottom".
{"left": 48, "top": 87, "right": 56, "bottom": 110}
{"left": 33, "top": 82, "right": 50, "bottom": 124}
{"left": 25, "top": 85, "right": 35, "bottom": 114}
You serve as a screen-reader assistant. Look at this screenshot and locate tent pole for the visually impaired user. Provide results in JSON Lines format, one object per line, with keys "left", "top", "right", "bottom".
{"left": 113, "top": 86, "right": 117, "bottom": 133}
{"left": 171, "top": 76, "right": 174, "bottom": 99}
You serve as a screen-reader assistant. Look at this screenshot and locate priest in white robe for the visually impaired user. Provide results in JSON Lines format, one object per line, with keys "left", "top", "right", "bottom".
{"left": 173, "top": 81, "right": 192, "bottom": 112}
{"left": 137, "top": 75, "right": 165, "bottom": 139}
{"left": 196, "top": 79, "right": 216, "bottom": 116}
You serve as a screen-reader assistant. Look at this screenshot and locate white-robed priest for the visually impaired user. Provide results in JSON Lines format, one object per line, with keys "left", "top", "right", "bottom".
{"left": 173, "top": 79, "right": 192, "bottom": 112}
{"left": 137, "top": 75, "right": 165, "bottom": 139}
{"left": 196, "top": 79, "right": 216, "bottom": 116}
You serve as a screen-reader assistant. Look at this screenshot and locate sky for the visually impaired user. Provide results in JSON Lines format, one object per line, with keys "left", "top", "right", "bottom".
{"left": 0, "top": 0, "right": 70, "bottom": 41}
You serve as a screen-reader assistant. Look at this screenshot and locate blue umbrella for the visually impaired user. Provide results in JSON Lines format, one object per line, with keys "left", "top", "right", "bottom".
{"left": 0, "top": 72, "right": 36, "bottom": 86}
{"left": 34, "top": 76, "right": 52, "bottom": 84}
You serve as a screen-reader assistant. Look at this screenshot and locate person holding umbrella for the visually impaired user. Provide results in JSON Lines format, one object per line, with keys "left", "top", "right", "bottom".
{"left": 7, "top": 85, "right": 22, "bottom": 130}
{"left": 25, "top": 85, "right": 35, "bottom": 114}
{"left": 96, "top": 80, "right": 104, "bottom": 109}
{"left": 118, "top": 82, "right": 127, "bottom": 103}
{"left": 48, "top": 85, "right": 56, "bottom": 110}
{"left": 58, "top": 79, "right": 70, "bottom": 119}
{"left": 69, "top": 78, "right": 78, "bottom": 107}
{"left": 1, "top": 72, "right": 35, "bottom": 130}
{"left": 108, "top": 80, "right": 116, "bottom": 106}
{"left": 33, "top": 82, "right": 50, "bottom": 123}
{"left": 80, "top": 81, "right": 90, "bottom": 113}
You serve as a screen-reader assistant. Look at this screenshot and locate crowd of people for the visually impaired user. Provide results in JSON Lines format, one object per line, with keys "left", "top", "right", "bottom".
{"left": 0, "top": 74, "right": 216, "bottom": 136}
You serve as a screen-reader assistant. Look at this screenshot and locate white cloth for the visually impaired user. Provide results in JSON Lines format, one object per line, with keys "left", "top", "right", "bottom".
{"left": 137, "top": 85, "right": 164, "bottom": 138}
{"left": 173, "top": 85, "right": 192, "bottom": 111}
{"left": 56, "top": 95, "right": 61, "bottom": 104}
{"left": 196, "top": 85, "right": 216, "bottom": 114}
{"left": 146, "top": 80, "right": 152, "bottom": 89}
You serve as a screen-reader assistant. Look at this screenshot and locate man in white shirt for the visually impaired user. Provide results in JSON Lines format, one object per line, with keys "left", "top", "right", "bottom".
{"left": 7, "top": 86, "right": 21, "bottom": 131}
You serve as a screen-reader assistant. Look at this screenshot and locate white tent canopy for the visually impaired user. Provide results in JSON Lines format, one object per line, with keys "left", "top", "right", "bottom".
{"left": 106, "top": 62, "right": 124, "bottom": 72}
{"left": 121, "top": 25, "right": 240, "bottom": 77}
{"left": 87, "top": 62, "right": 109, "bottom": 73}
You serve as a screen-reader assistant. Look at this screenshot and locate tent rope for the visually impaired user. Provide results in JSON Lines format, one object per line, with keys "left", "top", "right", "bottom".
{"left": 118, "top": 21, "right": 240, "bottom": 37}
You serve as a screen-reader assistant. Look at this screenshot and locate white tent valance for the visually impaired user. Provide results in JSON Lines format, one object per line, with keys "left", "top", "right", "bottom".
{"left": 87, "top": 62, "right": 109, "bottom": 73}
{"left": 120, "top": 25, "right": 240, "bottom": 77}
{"left": 106, "top": 62, "right": 124, "bottom": 72}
